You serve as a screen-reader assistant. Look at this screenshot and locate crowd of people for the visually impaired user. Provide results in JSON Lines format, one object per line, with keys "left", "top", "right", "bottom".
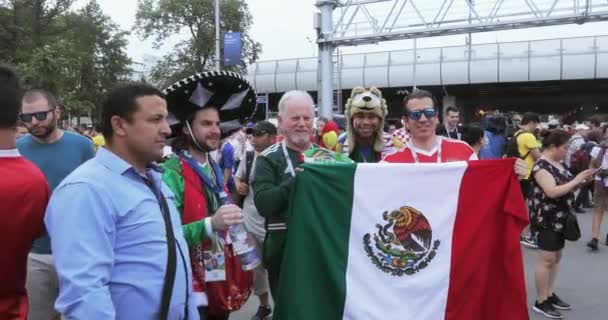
{"left": 0, "top": 62, "right": 606, "bottom": 320}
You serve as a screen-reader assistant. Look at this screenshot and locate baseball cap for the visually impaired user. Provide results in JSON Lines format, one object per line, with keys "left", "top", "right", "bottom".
{"left": 246, "top": 121, "right": 277, "bottom": 136}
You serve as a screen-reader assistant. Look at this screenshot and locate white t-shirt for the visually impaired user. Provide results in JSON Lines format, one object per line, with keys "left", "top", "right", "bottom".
{"left": 235, "top": 154, "right": 266, "bottom": 241}
{"left": 590, "top": 146, "right": 608, "bottom": 181}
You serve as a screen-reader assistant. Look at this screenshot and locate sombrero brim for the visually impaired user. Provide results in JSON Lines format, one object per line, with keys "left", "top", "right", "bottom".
{"left": 163, "top": 71, "right": 257, "bottom": 128}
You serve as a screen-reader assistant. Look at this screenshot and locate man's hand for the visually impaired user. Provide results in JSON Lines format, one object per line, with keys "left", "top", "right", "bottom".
{"left": 236, "top": 180, "right": 249, "bottom": 196}
{"left": 514, "top": 158, "right": 528, "bottom": 180}
{"left": 211, "top": 205, "right": 244, "bottom": 231}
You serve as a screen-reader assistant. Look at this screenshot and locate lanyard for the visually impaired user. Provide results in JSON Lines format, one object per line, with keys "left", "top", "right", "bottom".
{"left": 446, "top": 125, "right": 461, "bottom": 140}
{"left": 282, "top": 141, "right": 297, "bottom": 177}
{"left": 179, "top": 151, "right": 231, "bottom": 204}
{"left": 408, "top": 137, "right": 443, "bottom": 163}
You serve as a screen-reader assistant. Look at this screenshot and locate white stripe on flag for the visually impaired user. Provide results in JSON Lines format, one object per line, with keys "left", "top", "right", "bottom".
{"left": 343, "top": 162, "right": 468, "bottom": 320}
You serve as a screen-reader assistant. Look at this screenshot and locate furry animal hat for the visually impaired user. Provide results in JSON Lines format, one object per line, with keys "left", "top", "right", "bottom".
{"left": 345, "top": 87, "right": 388, "bottom": 153}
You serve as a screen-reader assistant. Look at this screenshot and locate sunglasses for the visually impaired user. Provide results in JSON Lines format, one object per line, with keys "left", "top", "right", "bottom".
{"left": 20, "top": 110, "right": 54, "bottom": 123}
{"left": 407, "top": 108, "right": 437, "bottom": 121}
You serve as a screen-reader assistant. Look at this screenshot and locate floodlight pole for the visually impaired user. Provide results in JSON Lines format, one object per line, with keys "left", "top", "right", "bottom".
{"left": 316, "top": 0, "right": 339, "bottom": 120}
{"left": 215, "top": 0, "right": 221, "bottom": 71}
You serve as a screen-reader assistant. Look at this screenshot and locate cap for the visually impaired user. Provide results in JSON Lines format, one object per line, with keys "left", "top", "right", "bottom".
{"left": 246, "top": 121, "right": 277, "bottom": 136}
{"left": 575, "top": 124, "right": 590, "bottom": 130}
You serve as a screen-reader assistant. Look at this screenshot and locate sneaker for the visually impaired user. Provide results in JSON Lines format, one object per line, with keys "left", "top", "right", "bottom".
{"left": 251, "top": 305, "right": 272, "bottom": 320}
{"left": 521, "top": 236, "right": 538, "bottom": 249}
{"left": 549, "top": 293, "right": 571, "bottom": 310}
{"left": 587, "top": 238, "right": 599, "bottom": 251}
{"left": 533, "top": 300, "right": 563, "bottom": 319}
{"left": 574, "top": 207, "right": 585, "bottom": 214}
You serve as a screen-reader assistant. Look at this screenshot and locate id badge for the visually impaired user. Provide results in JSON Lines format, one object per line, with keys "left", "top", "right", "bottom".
{"left": 203, "top": 234, "right": 226, "bottom": 282}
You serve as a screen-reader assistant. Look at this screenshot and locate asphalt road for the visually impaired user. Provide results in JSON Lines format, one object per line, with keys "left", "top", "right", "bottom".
{"left": 230, "top": 208, "right": 608, "bottom": 320}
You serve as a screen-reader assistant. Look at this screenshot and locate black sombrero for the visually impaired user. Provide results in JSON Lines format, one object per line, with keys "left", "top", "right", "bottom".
{"left": 163, "top": 71, "right": 257, "bottom": 131}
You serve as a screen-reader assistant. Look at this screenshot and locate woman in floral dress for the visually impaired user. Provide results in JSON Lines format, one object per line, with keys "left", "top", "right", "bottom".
{"left": 529, "top": 129, "right": 594, "bottom": 319}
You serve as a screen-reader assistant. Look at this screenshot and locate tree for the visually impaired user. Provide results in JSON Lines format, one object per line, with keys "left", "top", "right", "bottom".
{"left": 1, "top": 0, "right": 132, "bottom": 122}
{"left": 135, "top": 0, "right": 262, "bottom": 88}
{"left": 0, "top": 0, "right": 75, "bottom": 63}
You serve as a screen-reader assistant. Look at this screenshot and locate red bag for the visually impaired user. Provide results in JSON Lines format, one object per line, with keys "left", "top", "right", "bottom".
{"left": 180, "top": 158, "right": 252, "bottom": 314}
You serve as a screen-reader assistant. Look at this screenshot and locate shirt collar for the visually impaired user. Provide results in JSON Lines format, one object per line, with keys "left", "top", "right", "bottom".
{"left": 96, "top": 147, "right": 162, "bottom": 176}
{"left": 0, "top": 149, "right": 20, "bottom": 158}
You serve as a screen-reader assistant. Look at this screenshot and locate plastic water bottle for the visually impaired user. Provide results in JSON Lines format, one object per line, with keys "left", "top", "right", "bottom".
{"left": 220, "top": 192, "right": 261, "bottom": 271}
{"left": 227, "top": 223, "right": 262, "bottom": 271}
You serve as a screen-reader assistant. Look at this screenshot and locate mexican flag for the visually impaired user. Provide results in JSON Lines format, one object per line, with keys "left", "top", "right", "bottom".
{"left": 275, "top": 159, "right": 529, "bottom": 320}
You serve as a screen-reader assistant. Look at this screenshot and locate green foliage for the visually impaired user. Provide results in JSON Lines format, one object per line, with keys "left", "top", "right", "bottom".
{"left": 0, "top": 0, "right": 132, "bottom": 121}
{"left": 135, "top": 0, "right": 262, "bottom": 88}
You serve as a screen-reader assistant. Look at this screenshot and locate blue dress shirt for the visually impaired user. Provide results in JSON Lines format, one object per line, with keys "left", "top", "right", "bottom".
{"left": 45, "top": 148, "right": 198, "bottom": 320}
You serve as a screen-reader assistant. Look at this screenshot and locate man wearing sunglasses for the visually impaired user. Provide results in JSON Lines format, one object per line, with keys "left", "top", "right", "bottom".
{"left": 383, "top": 90, "right": 528, "bottom": 180}
{"left": 16, "top": 89, "right": 95, "bottom": 320}
{"left": 0, "top": 66, "right": 50, "bottom": 320}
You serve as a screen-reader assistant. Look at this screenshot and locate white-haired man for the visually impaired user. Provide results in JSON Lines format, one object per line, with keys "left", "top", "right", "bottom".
{"left": 252, "top": 90, "right": 316, "bottom": 301}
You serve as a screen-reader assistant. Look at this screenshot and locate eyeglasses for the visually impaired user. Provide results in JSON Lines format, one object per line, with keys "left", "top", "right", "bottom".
{"left": 407, "top": 108, "right": 437, "bottom": 121}
{"left": 19, "top": 110, "right": 53, "bottom": 123}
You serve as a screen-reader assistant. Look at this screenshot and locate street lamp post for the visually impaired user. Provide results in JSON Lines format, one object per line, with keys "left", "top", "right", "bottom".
{"left": 215, "top": 0, "right": 221, "bottom": 71}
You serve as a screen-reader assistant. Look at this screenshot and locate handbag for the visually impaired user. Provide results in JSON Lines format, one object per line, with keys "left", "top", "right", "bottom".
{"left": 562, "top": 211, "right": 581, "bottom": 241}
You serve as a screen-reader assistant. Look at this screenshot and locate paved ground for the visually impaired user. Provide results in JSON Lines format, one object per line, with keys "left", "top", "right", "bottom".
{"left": 231, "top": 208, "right": 608, "bottom": 320}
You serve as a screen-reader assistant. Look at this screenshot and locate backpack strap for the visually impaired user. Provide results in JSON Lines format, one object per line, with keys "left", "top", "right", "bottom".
{"left": 514, "top": 131, "right": 532, "bottom": 160}
{"left": 244, "top": 151, "right": 255, "bottom": 183}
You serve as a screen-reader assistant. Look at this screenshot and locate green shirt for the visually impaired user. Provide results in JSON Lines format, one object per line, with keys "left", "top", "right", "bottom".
{"left": 163, "top": 156, "right": 219, "bottom": 246}
{"left": 252, "top": 143, "right": 352, "bottom": 224}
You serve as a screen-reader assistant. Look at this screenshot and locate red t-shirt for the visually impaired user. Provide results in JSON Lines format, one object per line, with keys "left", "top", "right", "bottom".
{"left": 0, "top": 151, "right": 49, "bottom": 320}
{"left": 383, "top": 137, "right": 477, "bottom": 163}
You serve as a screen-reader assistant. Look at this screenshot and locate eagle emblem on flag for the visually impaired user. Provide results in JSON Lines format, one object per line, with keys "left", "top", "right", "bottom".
{"left": 363, "top": 206, "right": 440, "bottom": 276}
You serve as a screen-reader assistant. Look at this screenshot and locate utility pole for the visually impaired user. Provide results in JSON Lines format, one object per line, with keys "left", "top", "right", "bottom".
{"left": 215, "top": 0, "right": 221, "bottom": 71}
{"left": 316, "top": 0, "right": 339, "bottom": 120}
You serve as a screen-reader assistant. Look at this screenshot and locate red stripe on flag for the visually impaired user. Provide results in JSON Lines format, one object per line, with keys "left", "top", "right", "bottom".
{"left": 445, "top": 159, "right": 530, "bottom": 320}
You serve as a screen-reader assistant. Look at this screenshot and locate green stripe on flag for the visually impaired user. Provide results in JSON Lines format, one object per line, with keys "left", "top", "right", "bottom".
{"left": 274, "top": 163, "right": 357, "bottom": 320}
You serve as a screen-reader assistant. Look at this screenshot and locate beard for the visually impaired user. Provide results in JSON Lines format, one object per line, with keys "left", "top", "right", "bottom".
{"left": 189, "top": 135, "right": 219, "bottom": 153}
{"left": 29, "top": 123, "right": 56, "bottom": 139}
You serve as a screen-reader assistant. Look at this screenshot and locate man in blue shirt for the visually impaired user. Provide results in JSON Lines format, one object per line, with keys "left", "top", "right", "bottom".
{"left": 44, "top": 83, "right": 200, "bottom": 319}
{"left": 17, "top": 89, "right": 95, "bottom": 320}
{"left": 480, "top": 114, "right": 507, "bottom": 160}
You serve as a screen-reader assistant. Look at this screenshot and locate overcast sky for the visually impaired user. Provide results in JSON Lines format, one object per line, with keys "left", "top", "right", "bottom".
{"left": 75, "top": 0, "right": 608, "bottom": 63}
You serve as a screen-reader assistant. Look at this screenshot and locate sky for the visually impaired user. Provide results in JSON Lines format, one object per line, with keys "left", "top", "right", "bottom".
{"left": 75, "top": 0, "right": 608, "bottom": 64}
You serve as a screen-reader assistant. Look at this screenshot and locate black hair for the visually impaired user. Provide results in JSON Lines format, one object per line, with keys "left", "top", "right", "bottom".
{"left": 0, "top": 65, "right": 22, "bottom": 128}
{"left": 22, "top": 89, "right": 59, "bottom": 110}
{"left": 520, "top": 112, "right": 540, "bottom": 125}
{"left": 402, "top": 89, "right": 436, "bottom": 116}
{"left": 589, "top": 116, "right": 601, "bottom": 129}
{"left": 101, "top": 82, "right": 163, "bottom": 141}
{"left": 446, "top": 106, "right": 460, "bottom": 114}
{"left": 462, "top": 124, "right": 485, "bottom": 147}
{"left": 540, "top": 129, "right": 571, "bottom": 148}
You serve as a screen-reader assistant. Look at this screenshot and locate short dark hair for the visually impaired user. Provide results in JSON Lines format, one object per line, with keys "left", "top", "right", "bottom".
{"left": 520, "top": 112, "right": 540, "bottom": 125}
{"left": 403, "top": 89, "right": 435, "bottom": 116}
{"left": 94, "top": 123, "right": 103, "bottom": 132}
{"left": 589, "top": 116, "right": 601, "bottom": 128}
{"left": 22, "top": 89, "right": 59, "bottom": 110}
{"left": 462, "top": 124, "right": 485, "bottom": 147}
{"left": 101, "top": 82, "right": 163, "bottom": 141}
{"left": 446, "top": 106, "right": 460, "bottom": 114}
{"left": 540, "top": 129, "right": 571, "bottom": 148}
{"left": 0, "top": 65, "right": 22, "bottom": 128}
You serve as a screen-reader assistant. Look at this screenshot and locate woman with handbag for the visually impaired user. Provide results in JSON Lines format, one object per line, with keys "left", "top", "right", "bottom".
{"left": 529, "top": 129, "right": 594, "bottom": 319}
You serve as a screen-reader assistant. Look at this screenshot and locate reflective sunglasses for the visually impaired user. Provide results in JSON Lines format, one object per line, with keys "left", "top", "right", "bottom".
{"left": 19, "top": 110, "right": 53, "bottom": 123}
{"left": 407, "top": 108, "right": 437, "bottom": 121}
